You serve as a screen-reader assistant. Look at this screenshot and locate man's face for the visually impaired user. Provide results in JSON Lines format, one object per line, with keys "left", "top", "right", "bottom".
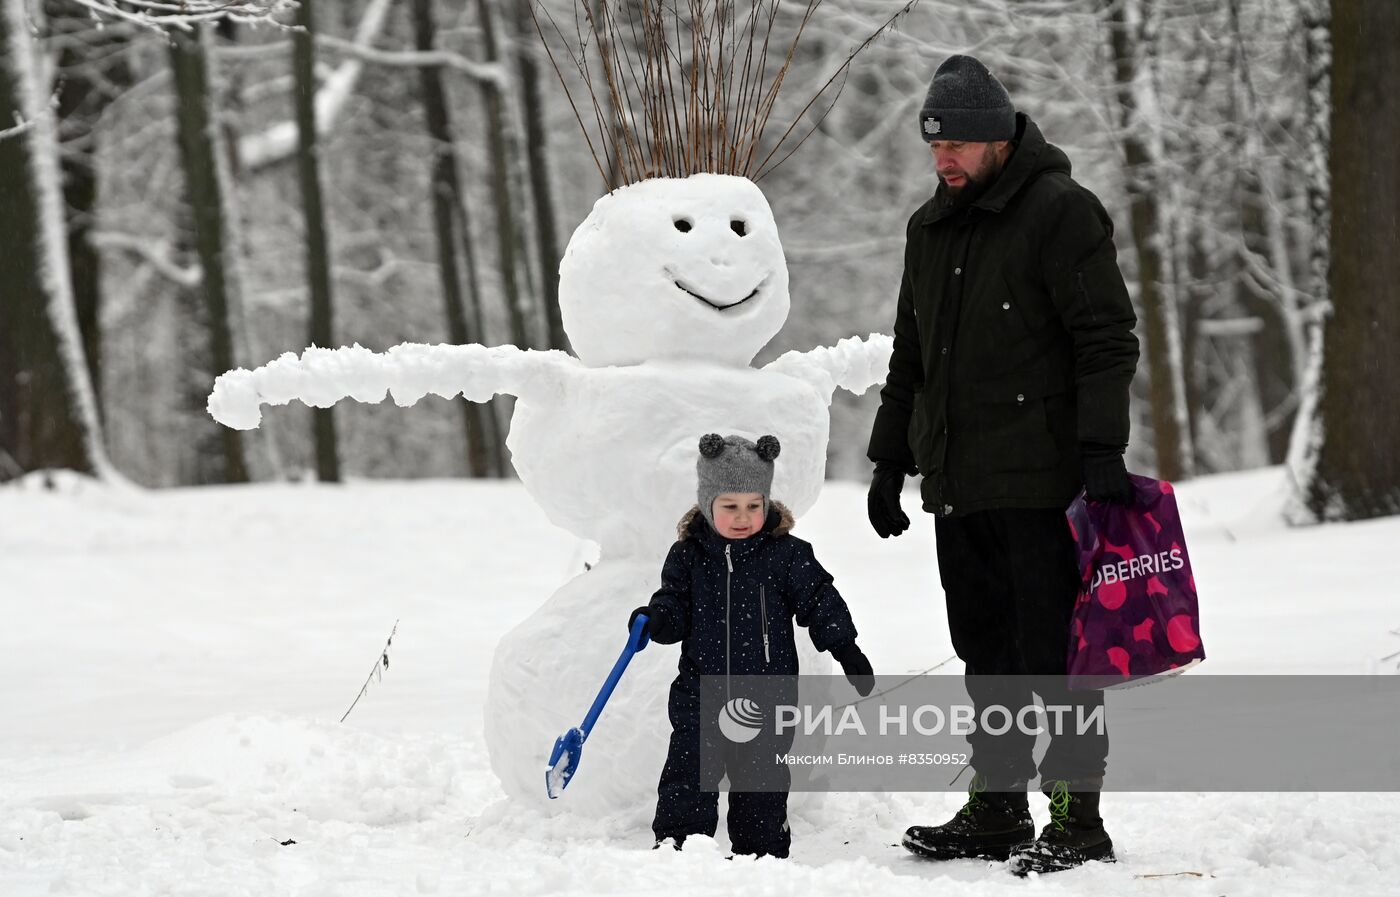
{"left": 929, "top": 140, "right": 1009, "bottom": 200}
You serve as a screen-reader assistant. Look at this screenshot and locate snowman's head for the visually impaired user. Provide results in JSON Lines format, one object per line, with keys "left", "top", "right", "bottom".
{"left": 559, "top": 174, "right": 790, "bottom": 367}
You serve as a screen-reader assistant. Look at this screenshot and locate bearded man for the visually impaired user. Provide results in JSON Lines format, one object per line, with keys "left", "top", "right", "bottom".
{"left": 866, "top": 54, "right": 1140, "bottom": 875}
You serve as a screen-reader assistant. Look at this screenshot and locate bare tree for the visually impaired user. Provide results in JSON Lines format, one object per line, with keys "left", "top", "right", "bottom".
{"left": 1285, "top": 0, "right": 1331, "bottom": 514}
{"left": 44, "top": 3, "right": 135, "bottom": 420}
{"left": 0, "top": 0, "right": 107, "bottom": 479}
{"left": 512, "top": 1, "right": 567, "bottom": 352}
{"left": 1304, "top": 0, "right": 1400, "bottom": 521}
{"left": 293, "top": 0, "right": 341, "bottom": 481}
{"left": 474, "top": 0, "right": 532, "bottom": 350}
{"left": 168, "top": 24, "right": 249, "bottom": 482}
{"left": 1103, "top": 0, "right": 1191, "bottom": 481}
{"left": 412, "top": 0, "right": 506, "bottom": 477}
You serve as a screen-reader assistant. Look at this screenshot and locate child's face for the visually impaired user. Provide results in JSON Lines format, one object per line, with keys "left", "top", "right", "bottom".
{"left": 711, "top": 492, "right": 765, "bottom": 540}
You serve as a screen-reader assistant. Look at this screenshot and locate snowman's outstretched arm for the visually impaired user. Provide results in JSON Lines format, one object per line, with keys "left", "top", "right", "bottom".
{"left": 762, "top": 333, "right": 893, "bottom": 401}
{"left": 207, "top": 342, "right": 580, "bottom": 430}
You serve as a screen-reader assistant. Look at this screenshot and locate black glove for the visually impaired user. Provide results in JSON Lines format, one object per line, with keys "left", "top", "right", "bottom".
{"left": 628, "top": 604, "right": 682, "bottom": 643}
{"left": 867, "top": 462, "right": 911, "bottom": 539}
{"left": 831, "top": 642, "right": 874, "bottom": 696}
{"left": 1081, "top": 444, "right": 1134, "bottom": 506}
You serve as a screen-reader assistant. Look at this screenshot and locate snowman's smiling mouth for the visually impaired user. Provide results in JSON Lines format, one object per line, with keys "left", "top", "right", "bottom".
{"left": 669, "top": 273, "right": 766, "bottom": 311}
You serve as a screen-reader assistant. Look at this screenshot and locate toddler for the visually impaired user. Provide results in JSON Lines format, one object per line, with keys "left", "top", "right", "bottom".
{"left": 628, "top": 433, "right": 874, "bottom": 858}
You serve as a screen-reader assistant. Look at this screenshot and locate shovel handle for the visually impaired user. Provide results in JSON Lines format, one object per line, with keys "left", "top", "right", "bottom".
{"left": 579, "top": 614, "right": 650, "bottom": 737}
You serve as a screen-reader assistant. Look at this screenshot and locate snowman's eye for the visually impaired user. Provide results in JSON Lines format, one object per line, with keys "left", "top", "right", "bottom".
{"left": 673, "top": 217, "right": 693, "bottom": 233}
{"left": 730, "top": 219, "right": 748, "bottom": 237}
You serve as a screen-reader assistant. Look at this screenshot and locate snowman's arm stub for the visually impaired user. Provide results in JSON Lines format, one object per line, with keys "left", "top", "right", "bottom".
{"left": 762, "top": 333, "right": 893, "bottom": 402}
{"left": 207, "top": 342, "right": 580, "bottom": 430}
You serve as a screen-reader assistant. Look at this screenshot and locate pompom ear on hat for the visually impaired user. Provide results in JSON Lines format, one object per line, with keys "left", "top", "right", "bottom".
{"left": 699, "top": 433, "right": 726, "bottom": 458}
{"left": 695, "top": 433, "right": 781, "bottom": 531}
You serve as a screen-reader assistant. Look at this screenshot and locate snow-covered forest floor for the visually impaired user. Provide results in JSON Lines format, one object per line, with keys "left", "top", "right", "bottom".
{"left": 3, "top": 469, "right": 1398, "bottom": 896}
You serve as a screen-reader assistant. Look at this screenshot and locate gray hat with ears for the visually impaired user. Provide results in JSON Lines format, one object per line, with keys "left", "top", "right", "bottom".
{"left": 697, "top": 433, "right": 781, "bottom": 529}
{"left": 919, "top": 54, "right": 1016, "bottom": 142}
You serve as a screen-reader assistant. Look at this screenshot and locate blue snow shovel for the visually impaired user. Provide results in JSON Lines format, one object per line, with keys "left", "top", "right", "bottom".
{"left": 545, "top": 613, "right": 650, "bottom": 799}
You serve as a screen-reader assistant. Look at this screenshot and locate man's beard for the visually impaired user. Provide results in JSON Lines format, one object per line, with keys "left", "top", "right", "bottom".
{"left": 938, "top": 149, "right": 1004, "bottom": 209}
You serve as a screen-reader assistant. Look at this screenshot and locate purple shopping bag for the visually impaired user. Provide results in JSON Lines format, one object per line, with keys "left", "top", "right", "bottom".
{"left": 1065, "top": 473, "right": 1205, "bottom": 689}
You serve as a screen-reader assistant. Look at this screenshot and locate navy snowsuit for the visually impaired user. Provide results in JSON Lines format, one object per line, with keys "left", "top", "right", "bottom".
{"left": 644, "top": 502, "right": 859, "bottom": 857}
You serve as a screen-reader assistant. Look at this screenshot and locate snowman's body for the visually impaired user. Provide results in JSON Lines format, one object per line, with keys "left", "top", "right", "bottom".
{"left": 507, "top": 361, "right": 831, "bottom": 561}
{"left": 488, "top": 360, "right": 839, "bottom": 815}
{"left": 206, "top": 174, "right": 891, "bottom": 820}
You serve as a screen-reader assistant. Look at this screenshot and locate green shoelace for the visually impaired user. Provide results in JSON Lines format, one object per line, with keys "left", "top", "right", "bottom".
{"left": 1047, "top": 780, "right": 1072, "bottom": 832}
{"left": 960, "top": 773, "right": 988, "bottom": 817}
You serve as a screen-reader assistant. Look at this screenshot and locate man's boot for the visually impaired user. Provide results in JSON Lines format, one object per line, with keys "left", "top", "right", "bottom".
{"left": 903, "top": 775, "right": 1035, "bottom": 861}
{"left": 1007, "top": 780, "right": 1116, "bottom": 875}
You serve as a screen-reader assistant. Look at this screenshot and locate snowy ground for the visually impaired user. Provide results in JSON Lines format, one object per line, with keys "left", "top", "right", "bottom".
{"left": 2, "top": 468, "right": 1398, "bottom": 896}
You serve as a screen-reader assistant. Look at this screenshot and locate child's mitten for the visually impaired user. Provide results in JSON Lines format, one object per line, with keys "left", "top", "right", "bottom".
{"left": 628, "top": 604, "right": 683, "bottom": 643}
{"left": 831, "top": 642, "right": 875, "bottom": 696}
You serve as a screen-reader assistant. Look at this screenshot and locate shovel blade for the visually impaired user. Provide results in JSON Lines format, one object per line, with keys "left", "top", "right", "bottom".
{"left": 545, "top": 727, "right": 586, "bottom": 799}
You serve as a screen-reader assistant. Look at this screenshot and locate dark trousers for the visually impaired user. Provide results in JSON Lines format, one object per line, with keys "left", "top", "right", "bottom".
{"left": 935, "top": 507, "right": 1108, "bottom": 788}
{"left": 652, "top": 674, "right": 792, "bottom": 857}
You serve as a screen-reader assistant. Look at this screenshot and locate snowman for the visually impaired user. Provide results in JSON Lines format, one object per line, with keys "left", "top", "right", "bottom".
{"left": 207, "top": 172, "right": 892, "bottom": 815}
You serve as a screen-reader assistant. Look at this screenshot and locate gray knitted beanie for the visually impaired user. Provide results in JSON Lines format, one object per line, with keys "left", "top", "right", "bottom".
{"left": 919, "top": 54, "right": 1016, "bottom": 142}
{"left": 696, "top": 433, "right": 781, "bottom": 530}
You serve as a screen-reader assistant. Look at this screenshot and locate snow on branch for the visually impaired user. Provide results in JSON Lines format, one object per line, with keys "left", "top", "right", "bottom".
{"left": 216, "top": 36, "right": 504, "bottom": 84}
{"left": 237, "top": 0, "right": 393, "bottom": 172}
{"left": 71, "top": 0, "right": 296, "bottom": 32}
{"left": 0, "top": 84, "right": 60, "bottom": 143}
{"left": 314, "top": 35, "right": 504, "bottom": 84}
{"left": 90, "top": 231, "right": 203, "bottom": 288}
{"left": 0, "top": 110, "right": 38, "bottom": 141}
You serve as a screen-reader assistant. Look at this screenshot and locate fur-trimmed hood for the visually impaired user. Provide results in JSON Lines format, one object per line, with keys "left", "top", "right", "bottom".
{"left": 676, "top": 500, "right": 795, "bottom": 541}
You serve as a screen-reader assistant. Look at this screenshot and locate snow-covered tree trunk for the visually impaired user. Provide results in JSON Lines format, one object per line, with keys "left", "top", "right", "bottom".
{"left": 412, "top": 0, "right": 504, "bottom": 478}
{"left": 293, "top": 0, "right": 341, "bottom": 482}
{"left": 1231, "top": 166, "right": 1283, "bottom": 468}
{"left": 1223, "top": 0, "right": 1304, "bottom": 466}
{"left": 473, "top": 0, "right": 531, "bottom": 351}
{"left": 1104, "top": 0, "right": 1192, "bottom": 481}
{"left": 1304, "top": 0, "right": 1400, "bottom": 521}
{"left": 168, "top": 23, "right": 249, "bottom": 483}
{"left": 1285, "top": 0, "right": 1331, "bottom": 520}
{"left": 0, "top": 0, "right": 108, "bottom": 479}
{"left": 45, "top": 2, "right": 132, "bottom": 422}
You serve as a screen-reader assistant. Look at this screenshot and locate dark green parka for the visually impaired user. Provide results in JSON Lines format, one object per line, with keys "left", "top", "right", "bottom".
{"left": 868, "top": 114, "right": 1139, "bottom": 517}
